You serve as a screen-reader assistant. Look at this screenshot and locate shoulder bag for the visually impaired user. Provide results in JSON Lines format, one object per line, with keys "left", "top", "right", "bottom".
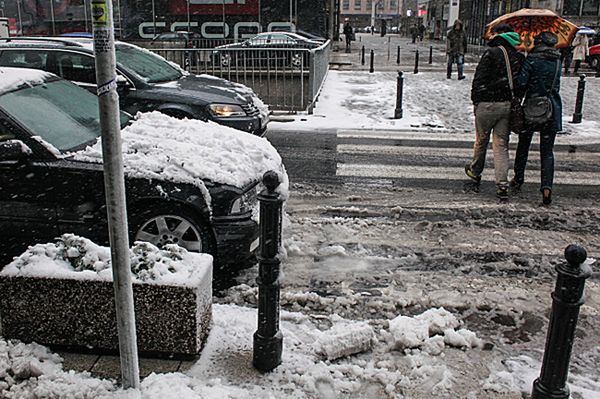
{"left": 499, "top": 46, "right": 525, "bottom": 134}
{"left": 521, "top": 60, "right": 559, "bottom": 128}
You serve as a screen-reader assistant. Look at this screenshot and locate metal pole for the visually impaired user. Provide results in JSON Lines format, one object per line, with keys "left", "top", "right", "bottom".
{"left": 289, "top": 0, "right": 292, "bottom": 24}
{"left": 16, "top": 0, "right": 23, "bottom": 35}
{"left": 253, "top": 171, "right": 284, "bottom": 372}
{"left": 387, "top": 36, "right": 390, "bottom": 60}
{"left": 397, "top": 46, "right": 400, "bottom": 65}
{"left": 48, "top": 0, "right": 56, "bottom": 35}
{"left": 187, "top": 0, "right": 191, "bottom": 32}
{"left": 570, "top": 74, "right": 586, "bottom": 124}
{"left": 394, "top": 71, "right": 403, "bottom": 119}
{"left": 414, "top": 49, "right": 419, "bottom": 74}
{"left": 361, "top": 45, "right": 365, "bottom": 65}
{"left": 151, "top": 0, "right": 156, "bottom": 37}
{"left": 91, "top": 0, "right": 140, "bottom": 389}
{"left": 429, "top": 45, "right": 433, "bottom": 64}
{"left": 83, "top": 0, "right": 89, "bottom": 33}
{"left": 532, "top": 244, "right": 591, "bottom": 399}
{"left": 369, "top": 49, "right": 374, "bottom": 73}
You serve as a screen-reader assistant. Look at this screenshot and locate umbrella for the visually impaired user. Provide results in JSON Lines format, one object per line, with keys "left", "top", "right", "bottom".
{"left": 577, "top": 26, "right": 597, "bottom": 35}
{"left": 484, "top": 8, "right": 578, "bottom": 51}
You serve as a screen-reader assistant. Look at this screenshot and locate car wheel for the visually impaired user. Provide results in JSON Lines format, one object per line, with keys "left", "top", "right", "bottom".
{"left": 590, "top": 56, "right": 599, "bottom": 69}
{"left": 131, "top": 205, "right": 215, "bottom": 255}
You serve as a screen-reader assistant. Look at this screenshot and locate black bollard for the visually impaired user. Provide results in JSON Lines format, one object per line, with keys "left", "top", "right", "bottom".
{"left": 369, "top": 49, "right": 374, "bottom": 73}
{"left": 531, "top": 244, "right": 592, "bottom": 399}
{"left": 428, "top": 45, "right": 433, "bottom": 64}
{"left": 570, "top": 74, "right": 586, "bottom": 124}
{"left": 414, "top": 49, "right": 419, "bottom": 74}
{"left": 361, "top": 45, "right": 365, "bottom": 66}
{"left": 253, "top": 171, "right": 284, "bottom": 373}
{"left": 394, "top": 71, "right": 404, "bottom": 119}
{"left": 396, "top": 46, "right": 400, "bottom": 65}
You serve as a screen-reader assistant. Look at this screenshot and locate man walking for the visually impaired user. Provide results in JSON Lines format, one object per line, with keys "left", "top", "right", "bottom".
{"left": 465, "top": 24, "right": 524, "bottom": 199}
{"left": 446, "top": 20, "right": 467, "bottom": 80}
{"left": 343, "top": 19, "right": 353, "bottom": 53}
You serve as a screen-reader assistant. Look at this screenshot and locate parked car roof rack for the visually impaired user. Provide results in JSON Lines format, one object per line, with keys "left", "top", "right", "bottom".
{"left": 0, "top": 37, "right": 84, "bottom": 47}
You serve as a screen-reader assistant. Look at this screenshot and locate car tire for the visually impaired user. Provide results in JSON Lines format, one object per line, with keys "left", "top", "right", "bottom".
{"left": 590, "top": 56, "right": 599, "bottom": 69}
{"left": 130, "top": 204, "right": 216, "bottom": 256}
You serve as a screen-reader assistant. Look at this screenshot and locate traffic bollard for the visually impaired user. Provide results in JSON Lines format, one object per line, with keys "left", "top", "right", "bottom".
{"left": 531, "top": 244, "right": 592, "bottom": 399}
{"left": 394, "top": 71, "right": 404, "bottom": 119}
{"left": 429, "top": 45, "right": 433, "bottom": 64}
{"left": 361, "top": 45, "right": 365, "bottom": 66}
{"left": 369, "top": 49, "right": 374, "bottom": 73}
{"left": 253, "top": 171, "right": 284, "bottom": 373}
{"left": 396, "top": 46, "right": 400, "bottom": 65}
{"left": 570, "top": 75, "right": 586, "bottom": 124}
{"left": 414, "top": 49, "right": 419, "bottom": 74}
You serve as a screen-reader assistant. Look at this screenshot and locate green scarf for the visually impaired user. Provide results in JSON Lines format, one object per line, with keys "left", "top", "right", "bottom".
{"left": 498, "top": 32, "right": 521, "bottom": 48}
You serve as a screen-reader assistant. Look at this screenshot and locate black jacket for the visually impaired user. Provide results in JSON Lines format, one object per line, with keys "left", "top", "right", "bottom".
{"left": 471, "top": 36, "right": 525, "bottom": 105}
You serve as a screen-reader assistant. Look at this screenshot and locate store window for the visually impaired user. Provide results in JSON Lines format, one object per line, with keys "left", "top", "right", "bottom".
{"left": 355, "top": 0, "right": 362, "bottom": 11}
{"left": 582, "top": 0, "right": 600, "bottom": 15}
{"left": 343, "top": 0, "right": 350, "bottom": 10}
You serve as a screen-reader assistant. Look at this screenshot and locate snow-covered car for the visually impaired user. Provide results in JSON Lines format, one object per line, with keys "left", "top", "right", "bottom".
{"left": 0, "top": 68, "right": 287, "bottom": 269}
{"left": 0, "top": 37, "right": 270, "bottom": 136}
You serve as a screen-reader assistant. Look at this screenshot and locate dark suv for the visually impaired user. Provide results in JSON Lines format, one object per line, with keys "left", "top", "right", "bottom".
{"left": 0, "top": 67, "right": 282, "bottom": 269}
{"left": 0, "top": 37, "right": 269, "bottom": 136}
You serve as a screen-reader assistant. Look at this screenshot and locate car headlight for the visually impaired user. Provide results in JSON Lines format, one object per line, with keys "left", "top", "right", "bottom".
{"left": 230, "top": 186, "right": 258, "bottom": 214}
{"left": 209, "top": 104, "right": 246, "bottom": 117}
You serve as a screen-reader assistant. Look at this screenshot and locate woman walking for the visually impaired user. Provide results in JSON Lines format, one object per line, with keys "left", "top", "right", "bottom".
{"left": 511, "top": 31, "right": 562, "bottom": 206}
{"left": 571, "top": 33, "right": 589, "bottom": 75}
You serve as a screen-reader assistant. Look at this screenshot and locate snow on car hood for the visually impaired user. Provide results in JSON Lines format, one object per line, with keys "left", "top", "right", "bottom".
{"left": 70, "top": 111, "right": 288, "bottom": 195}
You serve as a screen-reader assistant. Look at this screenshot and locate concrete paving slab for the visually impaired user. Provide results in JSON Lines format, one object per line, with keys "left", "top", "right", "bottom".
{"left": 56, "top": 351, "right": 99, "bottom": 373}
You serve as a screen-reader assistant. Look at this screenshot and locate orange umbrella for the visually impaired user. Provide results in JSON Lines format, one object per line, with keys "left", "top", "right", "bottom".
{"left": 484, "top": 8, "right": 578, "bottom": 51}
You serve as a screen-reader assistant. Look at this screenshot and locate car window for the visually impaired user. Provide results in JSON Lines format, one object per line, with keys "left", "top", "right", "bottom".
{"left": 269, "top": 34, "right": 296, "bottom": 45}
{"left": 248, "top": 35, "right": 270, "bottom": 46}
{"left": 115, "top": 43, "right": 182, "bottom": 83}
{"left": 0, "top": 78, "right": 130, "bottom": 152}
{"left": 55, "top": 52, "right": 97, "bottom": 84}
{"left": 0, "top": 50, "right": 49, "bottom": 71}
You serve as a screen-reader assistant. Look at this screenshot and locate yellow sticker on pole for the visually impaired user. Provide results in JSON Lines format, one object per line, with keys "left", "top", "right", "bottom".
{"left": 91, "top": 1, "right": 108, "bottom": 26}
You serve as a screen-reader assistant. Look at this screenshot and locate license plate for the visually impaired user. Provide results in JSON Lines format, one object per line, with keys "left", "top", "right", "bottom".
{"left": 250, "top": 238, "right": 259, "bottom": 252}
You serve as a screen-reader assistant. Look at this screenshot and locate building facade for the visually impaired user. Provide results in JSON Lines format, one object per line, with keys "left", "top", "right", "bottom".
{"left": 340, "top": 0, "right": 404, "bottom": 30}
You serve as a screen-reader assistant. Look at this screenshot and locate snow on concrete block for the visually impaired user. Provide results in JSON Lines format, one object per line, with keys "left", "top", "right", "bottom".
{"left": 389, "top": 315, "right": 429, "bottom": 349}
{"left": 314, "top": 321, "right": 375, "bottom": 360}
{"left": 443, "top": 328, "right": 482, "bottom": 349}
{"left": 0, "top": 235, "right": 213, "bottom": 358}
{"left": 415, "top": 307, "right": 460, "bottom": 335}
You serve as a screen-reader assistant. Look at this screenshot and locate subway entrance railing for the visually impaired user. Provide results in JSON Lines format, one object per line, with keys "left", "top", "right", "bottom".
{"left": 148, "top": 41, "right": 331, "bottom": 113}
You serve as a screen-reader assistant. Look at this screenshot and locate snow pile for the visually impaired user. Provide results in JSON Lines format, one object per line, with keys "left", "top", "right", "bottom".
{"left": 71, "top": 111, "right": 288, "bottom": 197}
{"left": 314, "top": 315, "right": 376, "bottom": 360}
{"left": 0, "top": 339, "right": 117, "bottom": 399}
{"left": 1, "top": 234, "right": 212, "bottom": 286}
{"left": 389, "top": 308, "right": 482, "bottom": 351}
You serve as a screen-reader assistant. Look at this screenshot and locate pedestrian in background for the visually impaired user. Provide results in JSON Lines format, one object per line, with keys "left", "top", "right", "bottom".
{"left": 560, "top": 45, "right": 573, "bottom": 75}
{"left": 418, "top": 23, "right": 426, "bottom": 41}
{"left": 343, "top": 19, "right": 353, "bottom": 53}
{"left": 571, "top": 33, "right": 589, "bottom": 75}
{"left": 465, "top": 24, "right": 524, "bottom": 199}
{"left": 446, "top": 19, "right": 467, "bottom": 80}
{"left": 511, "top": 31, "right": 562, "bottom": 206}
{"left": 410, "top": 24, "right": 418, "bottom": 44}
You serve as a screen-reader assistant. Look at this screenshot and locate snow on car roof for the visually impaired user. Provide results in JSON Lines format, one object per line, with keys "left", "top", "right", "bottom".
{"left": 71, "top": 111, "right": 288, "bottom": 195}
{"left": 0, "top": 67, "right": 54, "bottom": 95}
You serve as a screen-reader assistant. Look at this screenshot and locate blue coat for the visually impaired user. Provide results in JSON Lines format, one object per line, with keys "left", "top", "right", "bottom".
{"left": 515, "top": 47, "right": 563, "bottom": 132}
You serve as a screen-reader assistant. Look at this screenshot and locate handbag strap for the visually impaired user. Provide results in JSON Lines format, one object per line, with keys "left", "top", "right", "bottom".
{"left": 499, "top": 46, "right": 514, "bottom": 96}
{"left": 548, "top": 60, "right": 559, "bottom": 95}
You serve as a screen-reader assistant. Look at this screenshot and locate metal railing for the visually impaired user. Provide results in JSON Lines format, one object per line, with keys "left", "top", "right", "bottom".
{"left": 150, "top": 41, "right": 331, "bottom": 112}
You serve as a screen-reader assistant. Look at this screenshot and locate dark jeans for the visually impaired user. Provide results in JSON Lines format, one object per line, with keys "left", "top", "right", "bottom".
{"left": 513, "top": 129, "right": 557, "bottom": 191}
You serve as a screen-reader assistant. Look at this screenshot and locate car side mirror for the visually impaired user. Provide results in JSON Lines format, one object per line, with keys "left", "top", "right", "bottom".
{"left": 0, "top": 140, "right": 32, "bottom": 162}
{"left": 116, "top": 75, "right": 131, "bottom": 90}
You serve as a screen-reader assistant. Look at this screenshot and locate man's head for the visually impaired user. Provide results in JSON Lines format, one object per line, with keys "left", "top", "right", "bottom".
{"left": 453, "top": 20, "right": 463, "bottom": 30}
{"left": 492, "top": 23, "right": 514, "bottom": 35}
{"left": 534, "top": 31, "right": 558, "bottom": 48}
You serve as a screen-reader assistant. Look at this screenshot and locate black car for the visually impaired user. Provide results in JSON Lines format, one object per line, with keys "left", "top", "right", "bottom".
{"left": 0, "top": 67, "right": 278, "bottom": 269}
{"left": 214, "top": 32, "right": 323, "bottom": 69}
{"left": 0, "top": 37, "right": 269, "bottom": 136}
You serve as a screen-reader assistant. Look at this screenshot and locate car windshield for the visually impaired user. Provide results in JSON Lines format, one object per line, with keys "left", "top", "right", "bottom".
{"left": 115, "top": 43, "right": 183, "bottom": 83}
{"left": 0, "top": 78, "right": 130, "bottom": 153}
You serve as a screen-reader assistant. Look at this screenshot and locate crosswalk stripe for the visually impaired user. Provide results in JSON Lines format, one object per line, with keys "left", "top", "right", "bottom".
{"left": 337, "top": 129, "right": 600, "bottom": 145}
{"left": 336, "top": 164, "right": 600, "bottom": 186}
{"left": 337, "top": 144, "right": 600, "bottom": 162}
